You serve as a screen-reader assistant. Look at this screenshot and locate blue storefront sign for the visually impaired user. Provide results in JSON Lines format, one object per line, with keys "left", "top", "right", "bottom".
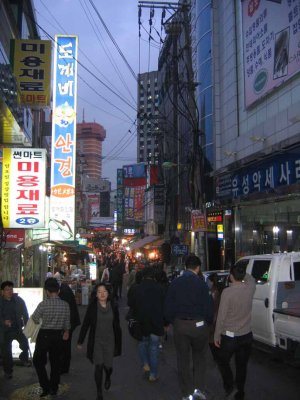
{"left": 216, "top": 148, "right": 300, "bottom": 200}
{"left": 171, "top": 244, "right": 189, "bottom": 256}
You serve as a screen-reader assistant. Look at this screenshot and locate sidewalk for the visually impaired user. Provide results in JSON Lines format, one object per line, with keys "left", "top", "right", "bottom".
{"left": 0, "top": 293, "right": 225, "bottom": 400}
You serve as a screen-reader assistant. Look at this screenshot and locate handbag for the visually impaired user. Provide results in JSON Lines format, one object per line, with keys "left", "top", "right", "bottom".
{"left": 126, "top": 309, "right": 143, "bottom": 341}
{"left": 23, "top": 316, "right": 42, "bottom": 343}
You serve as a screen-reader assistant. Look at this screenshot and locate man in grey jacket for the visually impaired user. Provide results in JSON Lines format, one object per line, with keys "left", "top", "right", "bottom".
{"left": 0, "top": 281, "right": 30, "bottom": 379}
{"left": 214, "top": 264, "right": 256, "bottom": 400}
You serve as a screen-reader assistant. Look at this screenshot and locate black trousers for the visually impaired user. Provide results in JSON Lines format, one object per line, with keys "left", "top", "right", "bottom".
{"left": 1, "top": 330, "right": 29, "bottom": 374}
{"left": 173, "top": 319, "right": 209, "bottom": 397}
{"left": 217, "top": 332, "right": 252, "bottom": 393}
{"left": 33, "top": 329, "right": 63, "bottom": 392}
{"left": 60, "top": 330, "right": 73, "bottom": 373}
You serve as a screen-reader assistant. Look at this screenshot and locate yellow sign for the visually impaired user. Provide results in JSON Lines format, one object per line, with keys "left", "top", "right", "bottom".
{"left": 217, "top": 224, "right": 224, "bottom": 233}
{"left": 11, "top": 39, "right": 51, "bottom": 108}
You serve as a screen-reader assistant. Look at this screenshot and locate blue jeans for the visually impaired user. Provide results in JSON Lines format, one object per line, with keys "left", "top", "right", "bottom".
{"left": 138, "top": 334, "right": 160, "bottom": 378}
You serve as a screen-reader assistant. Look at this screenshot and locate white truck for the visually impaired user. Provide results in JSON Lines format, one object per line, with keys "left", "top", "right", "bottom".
{"left": 235, "top": 253, "right": 300, "bottom": 361}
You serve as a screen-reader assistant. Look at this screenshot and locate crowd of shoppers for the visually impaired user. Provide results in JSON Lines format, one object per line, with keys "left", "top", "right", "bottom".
{"left": 0, "top": 252, "right": 256, "bottom": 400}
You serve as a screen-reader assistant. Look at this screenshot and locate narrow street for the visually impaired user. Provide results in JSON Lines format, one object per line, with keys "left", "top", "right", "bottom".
{"left": 1, "top": 292, "right": 300, "bottom": 400}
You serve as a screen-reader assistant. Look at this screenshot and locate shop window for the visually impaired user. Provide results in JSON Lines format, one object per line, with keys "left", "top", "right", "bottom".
{"left": 252, "top": 260, "right": 271, "bottom": 284}
{"left": 293, "top": 262, "right": 300, "bottom": 281}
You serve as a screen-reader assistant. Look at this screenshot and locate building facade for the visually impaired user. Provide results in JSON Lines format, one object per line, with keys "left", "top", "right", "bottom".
{"left": 192, "top": 0, "right": 300, "bottom": 267}
{"left": 77, "top": 120, "right": 106, "bottom": 180}
{"left": 0, "top": 0, "right": 51, "bottom": 286}
{"left": 137, "top": 71, "right": 160, "bottom": 165}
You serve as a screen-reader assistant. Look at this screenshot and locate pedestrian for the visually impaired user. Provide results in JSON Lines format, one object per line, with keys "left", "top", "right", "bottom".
{"left": 128, "top": 266, "right": 165, "bottom": 382}
{"left": 31, "top": 278, "right": 70, "bottom": 397}
{"left": 164, "top": 254, "right": 214, "bottom": 400}
{"left": 0, "top": 281, "right": 30, "bottom": 379}
{"left": 214, "top": 264, "right": 256, "bottom": 400}
{"left": 77, "top": 283, "right": 122, "bottom": 400}
{"left": 110, "top": 253, "right": 125, "bottom": 299}
{"left": 207, "top": 273, "right": 221, "bottom": 362}
{"left": 101, "top": 264, "right": 110, "bottom": 283}
{"left": 58, "top": 279, "right": 81, "bottom": 374}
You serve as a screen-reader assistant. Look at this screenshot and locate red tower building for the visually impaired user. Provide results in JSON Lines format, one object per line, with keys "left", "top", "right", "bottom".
{"left": 76, "top": 120, "right": 106, "bottom": 179}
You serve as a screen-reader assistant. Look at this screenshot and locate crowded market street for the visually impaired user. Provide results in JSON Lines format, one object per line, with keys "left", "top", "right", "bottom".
{"left": 0, "top": 276, "right": 299, "bottom": 400}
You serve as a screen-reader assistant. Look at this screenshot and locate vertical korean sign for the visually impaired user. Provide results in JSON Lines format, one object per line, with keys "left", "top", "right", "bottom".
{"left": 50, "top": 35, "right": 78, "bottom": 241}
{"left": 10, "top": 39, "right": 51, "bottom": 107}
{"left": 1, "top": 148, "right": 46, "bottom": 228}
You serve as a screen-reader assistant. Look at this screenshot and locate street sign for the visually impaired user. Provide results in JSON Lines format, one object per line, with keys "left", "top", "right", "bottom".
{"left": 171, "top": 244, "right": 189, "bottom": 256}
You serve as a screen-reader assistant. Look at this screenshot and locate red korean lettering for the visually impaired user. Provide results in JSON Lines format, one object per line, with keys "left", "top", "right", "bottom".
{"left": 17, "top": 176, "right": 39, "bottom": 187}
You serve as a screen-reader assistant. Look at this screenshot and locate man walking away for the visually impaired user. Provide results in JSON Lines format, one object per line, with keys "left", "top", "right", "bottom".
{"left": 164, "top": 255, "right": 214, "bottom": 400}
{"left": 32, "top": 278, "right": 70, "bottom": 397}
{"left": 110, "top": 253, "right": 125, "bottom": 299}
{"left": 214, "top": 264, "right": 256, "bottom": 400}
{"left": 0, "top": 281, "right": 30, "bottom": 379}
{"left": 128, "top": 267, "right": 165, "bottom": 382}
{"left": 58, "top": 280, "right": 80, "bottom": 374}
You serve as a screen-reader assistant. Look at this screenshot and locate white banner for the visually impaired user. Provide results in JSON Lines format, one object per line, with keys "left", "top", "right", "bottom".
{"left": 1, "top": 148, "right": 46, "bottom": 228}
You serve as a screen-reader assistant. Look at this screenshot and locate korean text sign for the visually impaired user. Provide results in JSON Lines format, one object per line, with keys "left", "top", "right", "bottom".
{"left": 242, "top": 0, "right": 300, "bottom": 107}
{"left": 191, "top": 210, "right": 207, "bottom": 232}
{"left": 50, "top": 35, "right": 78, "bottom": 241}
{"left": 1, "top": 148, "right": 46, "bottom": 228}
{"left": 10, "top": 39, "right": 51, "bottom": 108}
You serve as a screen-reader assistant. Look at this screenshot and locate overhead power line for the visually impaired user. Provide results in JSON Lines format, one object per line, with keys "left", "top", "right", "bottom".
{"left": 88, "top": 0, "right": 137, "bottom": 81}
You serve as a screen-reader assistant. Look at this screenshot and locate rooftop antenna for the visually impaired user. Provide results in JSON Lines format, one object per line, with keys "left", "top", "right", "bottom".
{"left": 82, "top": 108, "right": 85, "bottom": 123}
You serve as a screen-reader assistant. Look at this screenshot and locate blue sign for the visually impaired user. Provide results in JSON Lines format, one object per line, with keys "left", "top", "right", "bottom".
{"left": 171, "top": 244, "right": 189, "bottom": 256}
{"left": 216, "top": 148, "right": 300, "bottom": 200}
{"left": 123, "top": 163, "right": 146, "bottom": 179}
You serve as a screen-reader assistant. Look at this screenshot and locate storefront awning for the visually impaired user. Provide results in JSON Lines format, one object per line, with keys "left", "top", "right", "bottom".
{"left": 129, "top": 235, "right": 159, "bottom": 250}
{"left": 145, "top": 238, "right": 165, "bottom": 249}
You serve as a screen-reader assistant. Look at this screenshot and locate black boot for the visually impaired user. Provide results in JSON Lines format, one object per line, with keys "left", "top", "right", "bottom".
{"left": 94, "top": 364, "right": 104, "bottom": 400}
{"left": 104, "top": 366, "right": 113, "bottom": 390}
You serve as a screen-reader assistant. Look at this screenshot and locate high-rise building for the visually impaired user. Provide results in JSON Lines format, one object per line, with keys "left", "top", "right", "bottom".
{"left": 191, "top": 0, "right": 300, "bottom": 266}
{"left": 137, "top": 71, "right": 160, "bottom": 164}
{"left": 76, "top": 120, "right": 106, "bottom": 179}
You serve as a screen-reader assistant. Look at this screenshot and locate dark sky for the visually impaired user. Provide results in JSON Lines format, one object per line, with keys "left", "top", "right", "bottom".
{"left": 34, "top": 0, "right": 160, "bottom": 186}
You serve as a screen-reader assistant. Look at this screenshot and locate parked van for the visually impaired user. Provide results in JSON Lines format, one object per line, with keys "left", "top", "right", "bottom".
{"left": 235, "top": 253, "right": 300, "bottom": 359}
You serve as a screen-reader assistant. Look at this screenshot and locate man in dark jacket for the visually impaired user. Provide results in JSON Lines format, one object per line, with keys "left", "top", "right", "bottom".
{"left": 0, "top": 281, "right": 30, "bottom": 379}
{"left": 110, "top": 253, "right": 125, "bottom": 299}
{"left": 128, "top": 267, "right": 165, "bottom": 382}
{"left": 58, "top": 281, "right": 80, "bottom": 374}
{"left": 164, "top": 255, "right": 214, "bottom": 400}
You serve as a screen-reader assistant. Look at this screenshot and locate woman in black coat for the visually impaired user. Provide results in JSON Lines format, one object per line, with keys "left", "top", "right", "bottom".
{"left": 77, "top": 283, "right": 122, "bottom": 400}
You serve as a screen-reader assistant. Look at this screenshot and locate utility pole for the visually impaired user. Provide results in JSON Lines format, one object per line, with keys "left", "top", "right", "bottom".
{"left": 138, "top": 0, "right": 208, "bottom": 266}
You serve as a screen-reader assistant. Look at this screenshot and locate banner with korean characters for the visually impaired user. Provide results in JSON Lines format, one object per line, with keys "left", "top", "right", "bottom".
{"left": 191, "top": 210, "right": 207, "bottom": 232}
{"left": 10, "top": 39, "right": 51, "bottom": 108}
{"left": 50, "top": 35, "right": 78, "bottom": 241}
{"left": 242, "top": 0, "right": 300, "bottom": 107}
{"left": 1, "top": 148, "right": 46, "bottom": 228}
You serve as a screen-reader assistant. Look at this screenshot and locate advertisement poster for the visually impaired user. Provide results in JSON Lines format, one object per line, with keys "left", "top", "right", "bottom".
{"left": 242, "top": 0, "right": 300, "bottom": 107}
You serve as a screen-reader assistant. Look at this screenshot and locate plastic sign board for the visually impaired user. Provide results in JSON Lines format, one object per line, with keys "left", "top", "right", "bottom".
{"left": 1, "top": 148, "right": 46, "bottom": 228}
{"left": 217, "top": 224, "right": 224, "bottom": 240}
{"left": 242, "top": 0, "right": 300, "bottom": 107}
{"left": 10, "top": 39, "right": 51, "bottom": 108}
{"left": 191, "top": 210, "right": 207, "bottom": 232}
{"left": 50, "top": 35, "right": 78, "bottom": 241}
{"left": 171, "top": 244, "right": 189, "bottom": 256}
